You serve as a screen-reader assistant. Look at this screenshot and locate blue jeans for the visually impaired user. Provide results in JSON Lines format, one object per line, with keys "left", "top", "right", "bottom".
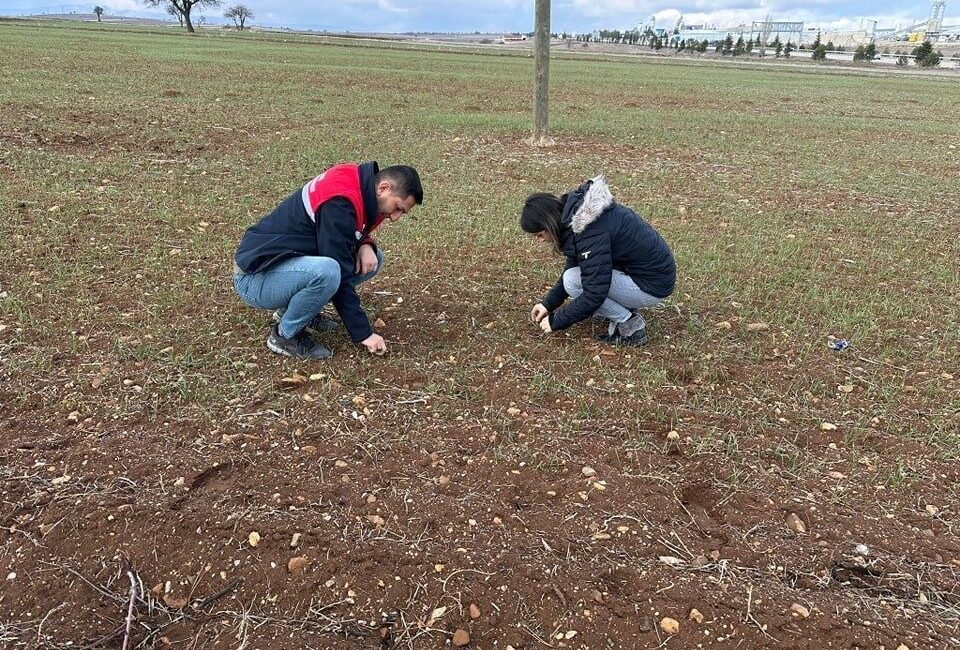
{"left": 562, "top": 267, "right": 663, "bottom": 324}
{"left": 234, "top": 250, "right": 384, "bottom": 338}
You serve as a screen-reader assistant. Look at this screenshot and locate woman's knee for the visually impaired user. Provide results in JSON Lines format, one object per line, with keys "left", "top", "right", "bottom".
{"left": 562, "top": 267, "right": 582, "bottom": 295}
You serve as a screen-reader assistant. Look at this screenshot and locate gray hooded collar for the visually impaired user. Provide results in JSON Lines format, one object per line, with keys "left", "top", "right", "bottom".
{"left": 570, "top": 175, "right": 614, "bottom": 233}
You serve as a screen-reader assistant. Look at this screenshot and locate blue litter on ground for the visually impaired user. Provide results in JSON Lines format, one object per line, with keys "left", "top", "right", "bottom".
{"left": 827, "top": 338, "right": 850, "bottom": 351}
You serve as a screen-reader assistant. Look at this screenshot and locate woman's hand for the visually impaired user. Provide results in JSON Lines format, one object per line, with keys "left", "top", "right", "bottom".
{"left": 539, "top": 317, "right": 553, "bottom": 334}
{"left": 530, "top": 303, "right": 549, "bottom": 324}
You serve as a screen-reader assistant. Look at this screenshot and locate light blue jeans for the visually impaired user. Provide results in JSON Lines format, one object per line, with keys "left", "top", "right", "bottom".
{"left": 234, "top": 250, "right": 383, "bottom": 338}
{"left": 562, "top": 267, "right": 663, "bottom": 324}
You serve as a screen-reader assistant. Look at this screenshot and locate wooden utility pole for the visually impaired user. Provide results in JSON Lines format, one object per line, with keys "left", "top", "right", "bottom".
{"left": 532, "top": 0, "right": 551, "bottom": 145}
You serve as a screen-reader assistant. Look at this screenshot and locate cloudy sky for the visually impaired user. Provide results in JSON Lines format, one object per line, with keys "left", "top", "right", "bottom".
{"left": 3, "top": 0, "right": 955, "bottom": 33}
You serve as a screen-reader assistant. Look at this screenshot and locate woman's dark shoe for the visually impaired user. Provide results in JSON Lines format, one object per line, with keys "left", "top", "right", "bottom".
{"left": 596, "top": 329, "right": 648, "bottom": 346}
{"left": 613, "top": 329, "right": 649, "bottom": 346}
{"left": 595, "top": 314, "right": 648, "bottom": 346}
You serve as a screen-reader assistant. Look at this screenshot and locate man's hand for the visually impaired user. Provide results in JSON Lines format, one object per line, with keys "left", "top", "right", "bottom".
{"left": 356, "top": 244, "right": 378, "bottom": 275}
{"left": 530, "top": 303, "right": 549, "bottom": 324}
{"left": 361, "top": 333, "right": 387, "bottom": 355}
{"left": 539, "top": 317, "right": 553, "bottom": 334}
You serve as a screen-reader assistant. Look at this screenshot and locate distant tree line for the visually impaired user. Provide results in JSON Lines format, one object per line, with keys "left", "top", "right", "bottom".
{"left": 142, "top": 0, "right": 254, "bottom": 33}
{"left": 560, "top": 25, "right": 943, "bottom": 67}
{"left": 574, "top": 29, "right": 643, "bottom": 44}
{"left": 224, "top": 4, "right": 253, "bottom": 30}
{"left": 143, "top": 0, "right": 219, "bottom": 32}
{"left": 573, "top": 27, "right": 804, "bottom": 58}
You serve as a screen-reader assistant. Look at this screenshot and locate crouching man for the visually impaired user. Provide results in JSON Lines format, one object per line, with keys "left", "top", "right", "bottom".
{"left": 233, "top": 161, "right": 423, "bottom": 359}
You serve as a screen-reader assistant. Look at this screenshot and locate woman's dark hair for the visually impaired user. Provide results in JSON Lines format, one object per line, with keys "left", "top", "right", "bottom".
{"left": 520, "top": 193, "right": 564, "bottom": 252}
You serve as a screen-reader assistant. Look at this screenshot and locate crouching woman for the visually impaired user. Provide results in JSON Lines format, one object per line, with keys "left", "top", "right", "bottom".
{"left": 521, "top": 175, "right": 676, "bottom": 345}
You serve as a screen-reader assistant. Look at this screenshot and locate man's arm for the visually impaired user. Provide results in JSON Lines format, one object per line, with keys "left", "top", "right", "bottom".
{"left": 315, "top": 198, "right": 374, "bottom": 343}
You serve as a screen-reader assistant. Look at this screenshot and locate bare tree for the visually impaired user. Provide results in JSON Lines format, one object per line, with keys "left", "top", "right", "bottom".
{"left": 165, "top": 3, "right": 184, "bottom": 26}
{"left": 143, "top": 0, "right": 221, "bottom": 33}
{"left": 224, "top": 4, "right": 253, "bottom": 30}
{"left": 532, "top": 0, "right": 550, "bottom": 145}
{"left": 93, "top": 5, "right": 104, "bottom": 21}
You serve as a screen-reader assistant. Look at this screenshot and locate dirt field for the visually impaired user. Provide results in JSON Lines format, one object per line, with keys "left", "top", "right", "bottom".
{"left": 1, "top": 21, "right": 959, "bottom": 650}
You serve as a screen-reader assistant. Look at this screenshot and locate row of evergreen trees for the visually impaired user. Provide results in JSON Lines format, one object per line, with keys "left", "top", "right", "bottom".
{"left": 568, "top": 28, "right": 946, "bottom": 67}
{"left": 909, "top": 41, "right": 943, "bottom": 67}
{"left": 571, "top": 31, "right": 804, "bottom": 58}
{"left": 853, "top": 42, "right": 878, "bottom": 62}
{"left": 708, "top": 34, "right": 797, "bottom": 57}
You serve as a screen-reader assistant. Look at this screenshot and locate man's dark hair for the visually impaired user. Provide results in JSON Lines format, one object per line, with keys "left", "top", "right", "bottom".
{"left": 376, "top": 165, "right": 423, "bottom": 205}
{"left": 520, "top": 192, "right": 565, "bottom": 253}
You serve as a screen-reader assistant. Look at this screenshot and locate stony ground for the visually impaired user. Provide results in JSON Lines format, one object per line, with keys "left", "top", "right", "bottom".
{"left": 1, "top": 20, "right": 959, "bottom": 650}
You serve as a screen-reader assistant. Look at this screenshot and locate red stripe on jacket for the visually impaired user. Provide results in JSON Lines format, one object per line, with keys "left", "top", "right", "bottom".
{"left": 301, "top": 163, "right": 384, "bottom": 240}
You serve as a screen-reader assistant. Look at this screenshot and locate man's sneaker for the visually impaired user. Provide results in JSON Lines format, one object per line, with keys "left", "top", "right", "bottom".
{"left": 266, "top": 324, "right": 332, "bottom": 360}
{"left": 272, "top": 309, "right": 340, "bottom": 334}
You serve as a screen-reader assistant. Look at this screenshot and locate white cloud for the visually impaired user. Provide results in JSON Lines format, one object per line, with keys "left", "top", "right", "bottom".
{"left": 103, "top": 0, "right": 143, "bottom": 10}
{"left": 378, "top": 0, "right": 411, "bottom": 13}
{"left": 651, "top": 9, "right": 682, "bottom": 25}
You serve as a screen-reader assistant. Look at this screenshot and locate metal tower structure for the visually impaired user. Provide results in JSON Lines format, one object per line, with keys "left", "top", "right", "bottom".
{"left": 926, "top": 0, "right": 947, "bottom": 41}
{"left": 756, "top": 15, "right": 772, "bottom": 56}
{"left": 751, "top": 18, "right": 804, "bottom": 54}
